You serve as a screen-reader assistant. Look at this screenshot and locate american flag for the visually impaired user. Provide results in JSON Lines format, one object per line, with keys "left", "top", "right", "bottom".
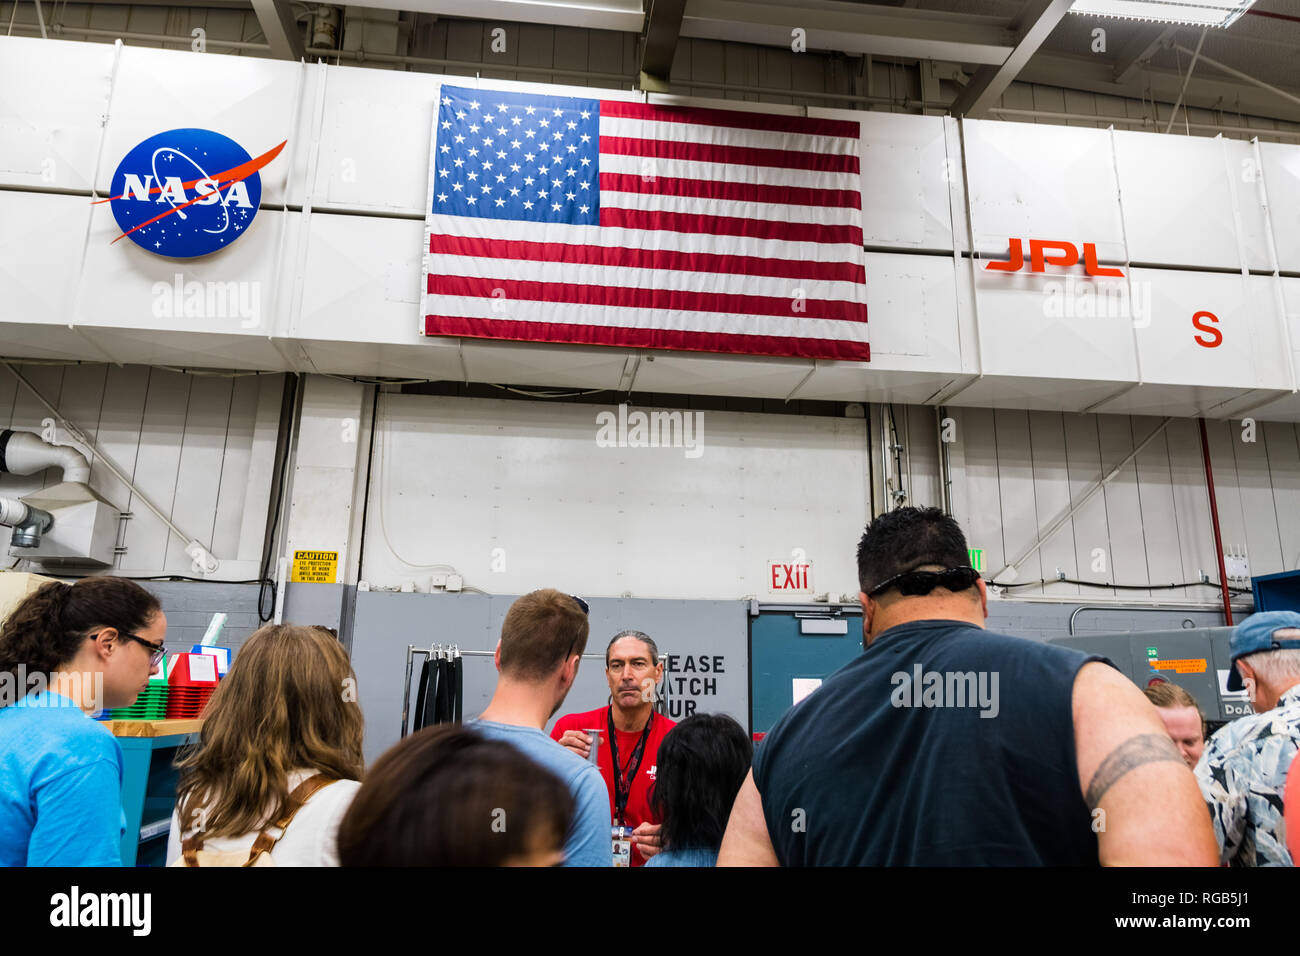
{"left": 422, "top": 84, "right": 868, "bottom": 362}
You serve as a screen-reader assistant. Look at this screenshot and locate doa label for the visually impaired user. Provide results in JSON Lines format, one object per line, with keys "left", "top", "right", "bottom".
{"left": 290, "top": 550, "right": 339, "bottom": 584}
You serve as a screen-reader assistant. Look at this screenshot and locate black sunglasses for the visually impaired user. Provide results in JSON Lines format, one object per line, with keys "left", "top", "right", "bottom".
{"left": 565, "top": 596, "right": 590, "bottom": 661}
{"left": 118, "top": 632, "right": 166, "bottom": 667}
{"left": 868, "top": 566, "right": 980, "bottom": 598}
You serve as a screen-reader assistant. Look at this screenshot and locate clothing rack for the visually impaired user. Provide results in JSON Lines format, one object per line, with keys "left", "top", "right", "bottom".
{"left": 402, "top": 643, "right": 466, "bottom": 738}
{"left": 399, "top": 644, "right": 674, "bottom": 739}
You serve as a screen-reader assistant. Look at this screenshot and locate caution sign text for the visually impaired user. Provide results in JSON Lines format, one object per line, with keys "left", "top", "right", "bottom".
{"left": 291, "top": 550, "right": 338, "bottom": 584}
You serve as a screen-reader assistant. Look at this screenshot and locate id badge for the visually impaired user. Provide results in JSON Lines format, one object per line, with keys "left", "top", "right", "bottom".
{"left": 612, "top": 826, "right": 631, "bottom": 867}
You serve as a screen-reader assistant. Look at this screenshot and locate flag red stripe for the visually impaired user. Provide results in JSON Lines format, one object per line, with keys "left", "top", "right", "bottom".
{"left": 427, "top": 234, "right": 866, "bottom": 283}
{"left": 424, "top": 315, "right": 870, "bottom": 361}
{"left": 599, "top": 100, "right": 861, "bottom": 140}
{"left": 600, "top": 207, "right": 862, "bottom": 246}
{"left": 600, "top": 136, "right": 860, "bottom": 175}
{"left": 600, "top": 172, "right": 861, "bottom": 210}
{"left": 427, "top": 275, "right": 868, "bottom": 323}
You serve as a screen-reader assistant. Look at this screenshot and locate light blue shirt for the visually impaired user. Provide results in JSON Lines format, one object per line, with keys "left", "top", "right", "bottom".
{"left": 644, "top": 846, "right": 718, "bottom": 867}
{"left": 470, "top": 719, "right": 611, "bottom": 867}
{"left": 0, "top": 690, "right": 126, "bottom": 866}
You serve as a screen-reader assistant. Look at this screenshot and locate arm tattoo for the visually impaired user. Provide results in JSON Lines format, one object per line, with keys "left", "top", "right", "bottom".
{"left": 1085, "top": 733, "right": 1185, "bottom": 808}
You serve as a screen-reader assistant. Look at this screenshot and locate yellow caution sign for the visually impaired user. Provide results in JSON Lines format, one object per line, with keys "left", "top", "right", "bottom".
{"left": 291, "top": 550, "right": 338, "bottom": 584}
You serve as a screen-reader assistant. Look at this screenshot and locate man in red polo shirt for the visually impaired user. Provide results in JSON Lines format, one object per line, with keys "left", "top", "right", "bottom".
{"left": 552, "top": 629, "right": 676, "bottom": 866}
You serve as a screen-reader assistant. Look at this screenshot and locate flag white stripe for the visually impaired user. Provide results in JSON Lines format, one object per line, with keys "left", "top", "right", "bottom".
{"left": 598, "top": 116, "right": 861, "bottom": 158}
{"left": 601, "top": 188, "right": 862, "bottom": 228}
{"left": 428, "top": 253, "right": 864, "bottom": 302}
{"left": 422, "top": 295, "right": 869, "bottom": 341}
{"left": 597, "top": 152, "right": 860, "bottom": 193}
{"left": 427, "top": 217, "right": 865, "bottom": 264}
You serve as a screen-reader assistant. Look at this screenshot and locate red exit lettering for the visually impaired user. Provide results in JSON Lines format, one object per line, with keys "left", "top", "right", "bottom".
{"left": 985, "top": 238, "right": 1124, "bottom": 277}
{"left": 771, "top": 563, "right": 811, "bottom": 589}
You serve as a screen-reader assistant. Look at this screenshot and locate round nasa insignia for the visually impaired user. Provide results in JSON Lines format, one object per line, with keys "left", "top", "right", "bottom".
{"left": 108, "top": 128, "right": 267, "bottom": 259}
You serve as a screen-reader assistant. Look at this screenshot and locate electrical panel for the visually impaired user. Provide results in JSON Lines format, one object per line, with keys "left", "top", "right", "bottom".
{"left": 1049, "top": 627, "right": 1250, "bottom": 723}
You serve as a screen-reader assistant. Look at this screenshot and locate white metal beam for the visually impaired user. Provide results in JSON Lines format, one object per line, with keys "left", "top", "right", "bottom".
{"left": 339, "top": 0, "right": 647, "bottom": 33}
{"left": 679, "top": 0, "right": 1016, "bottom": 65}
{"left": 1112, "top": 23, "right": 1177, "bottom": 84}
{"left": 250, "top": 0, "right": 305, "bottom": 60}
{"left": 948, "top": 0, "right": 1074, "bottom": 117}
{"left": 1018, "top": 50, "right": 1300, "bottom": 126}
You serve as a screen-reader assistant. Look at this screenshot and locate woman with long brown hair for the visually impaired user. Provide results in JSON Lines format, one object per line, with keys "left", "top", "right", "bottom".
{"left": 0, "top": 576, "right": 165, "bottom": 866}
{"left": 166, "top": 624, "right": 365, "bottom": 866}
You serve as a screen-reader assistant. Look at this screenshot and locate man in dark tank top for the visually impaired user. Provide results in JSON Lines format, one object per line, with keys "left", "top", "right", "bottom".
{"left": 719, "top": 507, "right": 1219, "bottom": 866}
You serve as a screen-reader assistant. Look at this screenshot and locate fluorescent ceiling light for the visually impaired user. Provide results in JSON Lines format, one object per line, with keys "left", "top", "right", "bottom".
{"left": 1068, "top": 0, "right": 1255, "bottom": 27}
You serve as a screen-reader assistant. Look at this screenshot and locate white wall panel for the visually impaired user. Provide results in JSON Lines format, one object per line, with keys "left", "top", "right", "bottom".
{"left": 1130, "top": 416, "right": 1188, "bottom": 598}
{"left": 859, "top": 251, "right": 963, "bottom": 373}
{"left": 1165, "top": 417, "right": 1216, "bottom": 592}
{"left": 847, "top": 111, "right": 954, "bottom": 252}
{"left": 311, "top": 65, "right": 440, "bottom": 215}
{"left": 0, "top": 364, "right": 282, "bottom": 577}
{"left": 1132, "top": 270, "right": 1291, "bottom": 390}
{"left": 1060, "top": 413, "right": 1116, "bottom": 598}
{"left": 1259, "top": 142, "right": 1300, "bottom": 273}
{"left": 75, "top": 205, "right": 293, "bottom": 339}
{"left": 1263, "top": 422, "right": 1300, "bottom": 571}
{"left": 96, "top": 46, "right": 306, "bottom": 205}
{"left": 0, "top": 193, "right": 90, "bottom": 328}
{"left": 0, "top": 37, "right": 114, "bottom": 192}
{"left": 963, "top": 120, "right": 1126, "bottom": 262}
{"left": 1113, "top": 131, "right": 1244, "bottom": 270}
{"left": 1025, "top": 410, "right": 1080, "bottom": 597}
{"left": 1228, "top": 414, "right": 1285, "bottom": 579}
{"left": 972, "top": 267, "right": 1138, "bottom": 383}
{"left": 361, "top": 394, "right": 868, "bottom": 599}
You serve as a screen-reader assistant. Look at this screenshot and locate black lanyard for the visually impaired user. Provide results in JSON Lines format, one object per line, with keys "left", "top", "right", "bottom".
{"left": 606, "top": 706, "right": 653, "bottom": 826}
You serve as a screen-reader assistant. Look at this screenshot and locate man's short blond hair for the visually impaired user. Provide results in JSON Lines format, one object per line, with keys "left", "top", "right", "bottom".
{"left": 498, "top": 589, "right": 589, "bottom": 682}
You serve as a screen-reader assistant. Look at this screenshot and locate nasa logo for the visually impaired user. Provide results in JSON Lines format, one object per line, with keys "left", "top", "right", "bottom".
{"left": 103, "top": 129, "right": 286, "bottom": 258}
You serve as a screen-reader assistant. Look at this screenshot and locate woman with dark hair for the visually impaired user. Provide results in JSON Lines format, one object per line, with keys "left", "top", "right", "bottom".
{"left": 338, "top": 724, "right": 575, "bottom": 867}
{"left": 0, "top": 576, "right": 166, "bottom": 866}
{"left": 167, "top": 624, "right": 365, "bottom": 866}
{"left": 645, "top": 713, "right": 752, "bottom": 867}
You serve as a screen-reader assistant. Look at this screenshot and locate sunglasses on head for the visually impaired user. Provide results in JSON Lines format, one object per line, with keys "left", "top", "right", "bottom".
{"left": 868, "top": 566, "right": 980, "bottom": 598}
{"left": 565, "top": 595, "right": 590, "bottom": 661}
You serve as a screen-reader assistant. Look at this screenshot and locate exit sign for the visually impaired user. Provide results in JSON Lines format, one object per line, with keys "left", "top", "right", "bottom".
{"left": 968, "top": 548, "right": 984, "bottom": 572}
{"left": 768, "top": 560, "right": 813, "bottom": 594}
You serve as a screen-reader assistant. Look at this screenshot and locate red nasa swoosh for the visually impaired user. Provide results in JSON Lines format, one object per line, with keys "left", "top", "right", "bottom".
{"left": 97, "top": 139, "right": 287, "bottom": 244}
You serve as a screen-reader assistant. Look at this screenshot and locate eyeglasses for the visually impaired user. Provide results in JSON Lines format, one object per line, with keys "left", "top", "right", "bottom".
{"left": 867, "top": 566, "right": 980, "bottom": 598}
{"left": 119, "top": 632, "right": 166, "bottom": 667}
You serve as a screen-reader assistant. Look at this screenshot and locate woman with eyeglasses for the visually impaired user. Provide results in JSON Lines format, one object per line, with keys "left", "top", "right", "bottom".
{"left": 0, "top": 576, "right": 166, "bottom": 866}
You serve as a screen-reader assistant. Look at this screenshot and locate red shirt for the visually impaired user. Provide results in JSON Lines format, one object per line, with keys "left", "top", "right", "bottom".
{"left": 551, "top": 707, "right": 676, "bottom": 866}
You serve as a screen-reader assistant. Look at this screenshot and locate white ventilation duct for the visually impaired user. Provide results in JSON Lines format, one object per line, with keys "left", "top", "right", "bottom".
{"left": 0, "top": 430, "right": 91, "bottom": 484}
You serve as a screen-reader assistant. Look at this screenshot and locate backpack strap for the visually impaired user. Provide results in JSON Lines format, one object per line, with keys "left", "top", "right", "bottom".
{"left": 179, "top": 774, "right": 338, "bottom": 867}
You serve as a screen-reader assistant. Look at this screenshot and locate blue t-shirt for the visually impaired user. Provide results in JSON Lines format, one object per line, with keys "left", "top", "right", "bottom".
{"left": 0, "top": 691, "right": 126, "bottom": 866}
{"left": 644, "top": 845, "right": 717, "bottom": 867}
{"left": 470, "top": 719, "right": 611, "bottom": 867}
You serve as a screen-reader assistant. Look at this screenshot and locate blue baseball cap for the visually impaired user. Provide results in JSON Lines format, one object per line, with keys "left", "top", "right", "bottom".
{"left": 1226, "top": 611, "right": 1300, "bottom": 691}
